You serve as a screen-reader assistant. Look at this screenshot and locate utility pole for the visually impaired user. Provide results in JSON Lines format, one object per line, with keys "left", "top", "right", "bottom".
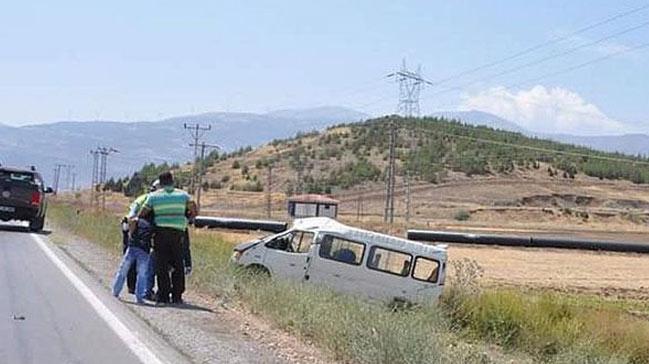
{"left": 266, "top": 164, "right": 273, "bottom": 218}
{"left": 383, "top": 122, "right": 397, "bottom": 224}
{"left": 295, "top": 156, "right": 304, "bottom": 195}
{"left": 91, "top": 147, "right": 118, "bottom": 210}
{"left": 52, "top": 167, "right": 59, "bottom": 195}
{"left": 64, "top": 164, "right": 74, "bottom": 191}
{"left": 53, "top": 164, "right": 66, "bottom": 195}
{"left": 405, "top": 170, "right": 411, "bottom": 224}
{"left": 189, "top": 141, "right": 220, "bottom": 211}
{"left": 184, "top": 123, "right": 211, "bottom": 194}
{"left": 356, "top": 188, "right": 364, "bottom": 222}
{"left": 89, "top": 150, "right": 100, "bottom": 206}
{"left": 71, "top": 173, "right": 76, "bottom": 192}
{"left": 405, "top": 128, "right": 418, "bottom": 225}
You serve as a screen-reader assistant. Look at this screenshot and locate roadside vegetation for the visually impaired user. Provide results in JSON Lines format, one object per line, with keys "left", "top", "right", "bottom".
{"left": 49, "top": 202, "right": 649, "bottom": 364}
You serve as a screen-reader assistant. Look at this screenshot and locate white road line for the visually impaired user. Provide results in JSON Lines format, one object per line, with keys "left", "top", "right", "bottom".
{"left": 31, "top": 233, "right": 165, "bottom": 364}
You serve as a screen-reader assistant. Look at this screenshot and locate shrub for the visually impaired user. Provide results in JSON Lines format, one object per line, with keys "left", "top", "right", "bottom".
{"left": 230, "top": 181, "right": 263, "bottom": 192}
{"left": 454, "top": 210, "right": 471, "bottom": 221}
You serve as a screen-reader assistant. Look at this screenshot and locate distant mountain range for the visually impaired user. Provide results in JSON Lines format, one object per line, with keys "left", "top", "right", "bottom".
{"left": 0, "top": 106, "right": 367, "bottom": 187}
{"left": 432, "top": 110, "right": 649, "bottom": 157}
{"left": 1, "top": 106, "right": 647, "bottom": 188}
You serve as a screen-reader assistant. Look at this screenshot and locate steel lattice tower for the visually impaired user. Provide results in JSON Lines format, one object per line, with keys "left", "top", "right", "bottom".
{"left": 395, "top": 59, "right": 425, "bottom": 117}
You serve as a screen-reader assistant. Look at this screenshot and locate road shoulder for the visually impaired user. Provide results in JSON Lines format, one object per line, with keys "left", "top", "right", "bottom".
{"left": 49, "top": 224, "right": 333, "bottom": 364}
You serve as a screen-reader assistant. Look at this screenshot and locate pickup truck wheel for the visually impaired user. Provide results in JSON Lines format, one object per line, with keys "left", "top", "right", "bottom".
{"left": 29, "top": 216, "right": 45, "bottom": 232}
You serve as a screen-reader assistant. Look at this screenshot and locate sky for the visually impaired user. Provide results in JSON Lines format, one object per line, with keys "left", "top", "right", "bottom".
{"left": 1, "top": 0, "right": 648, "bottom": 135}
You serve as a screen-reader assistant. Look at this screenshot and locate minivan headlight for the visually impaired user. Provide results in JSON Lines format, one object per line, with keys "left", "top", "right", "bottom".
{"left": 231, "top": 251, "right": 242, "bottom": 263}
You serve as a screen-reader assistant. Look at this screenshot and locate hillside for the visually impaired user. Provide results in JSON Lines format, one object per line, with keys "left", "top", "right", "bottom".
{"left": 186, "top": 116, "right": 649, "bottom": 195}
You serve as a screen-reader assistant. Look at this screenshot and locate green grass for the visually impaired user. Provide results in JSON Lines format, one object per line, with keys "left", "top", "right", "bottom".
{"left": 49, "top": 201, "right": 649, "bottom": 364}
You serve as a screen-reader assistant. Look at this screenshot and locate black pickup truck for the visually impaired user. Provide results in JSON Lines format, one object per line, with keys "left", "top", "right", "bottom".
{"left": 0, "top": 167, "right": 53, "bottom": 231}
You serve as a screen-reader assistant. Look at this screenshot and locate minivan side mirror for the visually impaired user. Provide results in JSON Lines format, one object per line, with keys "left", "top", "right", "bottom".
{"left": 44, "top": 187, "right": 54, "bottom": 194}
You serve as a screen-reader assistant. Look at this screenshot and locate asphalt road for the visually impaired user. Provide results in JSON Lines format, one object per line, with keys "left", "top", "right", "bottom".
{"left": 0, "top": 224, "right": 186, "bottom": 364}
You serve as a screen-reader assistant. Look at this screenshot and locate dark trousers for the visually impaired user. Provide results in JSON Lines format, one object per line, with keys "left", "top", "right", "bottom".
{"left": 122, "top": 230, "right": 137, "bottom": 293}
{"left": 153, "top": 227, "right": 185, "bottom": 302}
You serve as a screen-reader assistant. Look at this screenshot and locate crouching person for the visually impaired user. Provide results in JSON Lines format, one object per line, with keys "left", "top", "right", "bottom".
{"left": 112, "top": 217, "right": 153, "bottom": 304}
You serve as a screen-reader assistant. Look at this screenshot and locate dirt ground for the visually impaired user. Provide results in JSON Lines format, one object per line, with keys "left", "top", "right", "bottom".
{"left": 449, "top": 244, "right": 649, "bottom": 299}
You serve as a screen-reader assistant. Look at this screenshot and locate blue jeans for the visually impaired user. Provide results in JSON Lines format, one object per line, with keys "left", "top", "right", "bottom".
{"left": 146, "top": 254, "right": 155, "bottom": 296}
{"left": 112, "top": 246, "right": 150, "bottom": 302}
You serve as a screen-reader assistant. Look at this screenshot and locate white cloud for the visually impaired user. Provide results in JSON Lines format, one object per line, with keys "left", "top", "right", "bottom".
{"left": 461, "top": 85, "right": 629, "bottom": 135}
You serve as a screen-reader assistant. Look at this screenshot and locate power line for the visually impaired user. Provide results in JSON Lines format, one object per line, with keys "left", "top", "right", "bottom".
{"left": 407, "top": 125, "right": 649, "bottom": 166}
{"left": 425, "top": 20, "right": 649, "bottom": 99}
{"left": 507, "top": 40, "right": 649, "bottom": 89}
{"left": 428, "top": 2, "right": 649, "bottom": 87}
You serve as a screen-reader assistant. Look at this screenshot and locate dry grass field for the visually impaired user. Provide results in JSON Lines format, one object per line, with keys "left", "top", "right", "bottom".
{"left": 64, "top": 170, "right": 649, "bottom": 301}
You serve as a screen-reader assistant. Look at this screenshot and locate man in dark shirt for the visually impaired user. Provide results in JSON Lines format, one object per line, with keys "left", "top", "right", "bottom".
{"left": 112, "top": 218, "right": 153, "bottom": 304}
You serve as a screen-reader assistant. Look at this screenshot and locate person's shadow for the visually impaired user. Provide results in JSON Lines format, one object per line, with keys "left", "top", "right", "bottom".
{"left": 125, "top": 300, "right": 214, "bottom": 313}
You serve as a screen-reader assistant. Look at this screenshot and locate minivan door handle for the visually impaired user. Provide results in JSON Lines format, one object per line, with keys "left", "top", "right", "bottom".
{"left": 333, "top": 273, "right": 341, "bottom": 278}
{"left": 289, "top": 263, "right": 296, "bottom": 267}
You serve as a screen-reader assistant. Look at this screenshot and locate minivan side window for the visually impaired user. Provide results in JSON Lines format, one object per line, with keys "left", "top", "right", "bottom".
{"left": 294, "top": 231, "right": 315, "bottom": 253}
{"left": 265, "top": 232, "right": 293, "bottom": 251}
{"left": 265, "top": 231, "right": 314, "bottom": 253}
{"left": 367, "top": 246, "right": 412, "bottom": 277}
{"left": 412, "top": 257, "right": 441, "bottom": 283}
{"left": 318, "top": 235, "right": 365, "bottom": 265}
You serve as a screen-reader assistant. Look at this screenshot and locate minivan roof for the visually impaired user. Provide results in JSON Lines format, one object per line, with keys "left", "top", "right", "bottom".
{"left": 293, "top": 217, "right": 447, "bottom": 257}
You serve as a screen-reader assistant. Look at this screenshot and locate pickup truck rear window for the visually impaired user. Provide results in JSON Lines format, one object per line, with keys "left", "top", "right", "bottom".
{"left": 0, "top": 171, "right": 35, "bottom": 183}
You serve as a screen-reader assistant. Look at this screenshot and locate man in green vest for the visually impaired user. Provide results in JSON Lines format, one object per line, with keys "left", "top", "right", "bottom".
{"left": 138, "top": 171, "right": 196, "bottom": 304}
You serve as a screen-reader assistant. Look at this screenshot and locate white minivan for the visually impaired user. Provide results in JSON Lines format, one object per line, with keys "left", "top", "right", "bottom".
{"left": 231, "top": 217, "right": 448, "bottom": 304}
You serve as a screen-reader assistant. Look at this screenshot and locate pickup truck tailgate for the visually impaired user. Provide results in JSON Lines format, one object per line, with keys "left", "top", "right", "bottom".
{"left": 0, "top": 176, "right": 38, "bottom": 209}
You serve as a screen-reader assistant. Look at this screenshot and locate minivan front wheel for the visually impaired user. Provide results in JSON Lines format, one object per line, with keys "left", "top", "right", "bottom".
{"left": 29, "top": 216, "right": 45, "bottom": 232}
{"left": 245, "top": 264, "right": 271, "bottom": 278}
